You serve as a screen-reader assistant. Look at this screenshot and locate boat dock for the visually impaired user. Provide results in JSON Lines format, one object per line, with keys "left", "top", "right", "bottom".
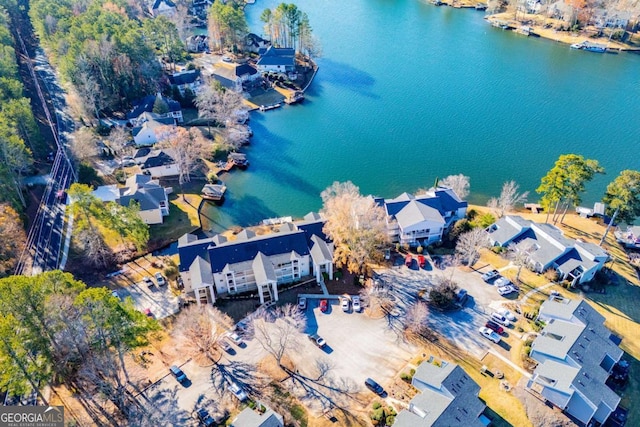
{"left": 259, "top": 103, "right": 282, "bottom": 112}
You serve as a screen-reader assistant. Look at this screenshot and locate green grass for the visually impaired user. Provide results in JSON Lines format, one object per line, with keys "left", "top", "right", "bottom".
{"left": 149, "top": 194, "right": 201, "bottom": 248}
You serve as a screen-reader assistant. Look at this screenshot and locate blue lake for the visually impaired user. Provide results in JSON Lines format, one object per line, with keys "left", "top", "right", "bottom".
{"left": 201, "top": 0, "right": 640, "bottom": 232}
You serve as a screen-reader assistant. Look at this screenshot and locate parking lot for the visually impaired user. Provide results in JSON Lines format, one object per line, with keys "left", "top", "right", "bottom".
{"left": 115, "top": 278, "right": 180, "bottom": 319}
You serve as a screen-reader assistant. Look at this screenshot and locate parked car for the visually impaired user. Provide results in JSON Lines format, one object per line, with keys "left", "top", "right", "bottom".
{"left": 169, "top": 365, "right": 187, "bottom": 383}
{"left": 497, "top": 307, "right": 517, "bottom": 321}
{"left": 494, "top": 276, "right": 511, "bottom": 287}
{"left": 228, "top": 332, "right": 244, "bottom": 346}
{"left": 384, "top": 248, "right": 391, "bottom": 260}
{"left": 405, "top": 254, "right": 412, "bottom": 267}
{"left": 143, "top": 308, "right": 154, "bottom": 318}
{"left": 228, "top": 382, "right": 248, "bottom": 401}
{"left": 222, "top": 55, "right": 232, "bottom": 62}
{"left": 308, "top": 333, "right": 326, "bottom": 348}
{"left": 218, "top": 338, "right": 232, "bottom": 353}
{"left": 491, "top": 312, "right": 511, "bottom": 327}
{"left": 319, "top": 299, "right": 328, "bottom": 313}
{"left": 119, "top": 158, "right": 136, "bottom": 168}
{"left": 196, "top": 408, "right": 215, "bottom": 427}
{"left": 155, "top": 272, "right": 166, "bottom": 286}
{"left": 352, "top": 296, "right": 361, "bottom": 312}
{"left": 341, "top": 295, "right": 350, "bottom": 312}
{"left": 418, "top": 254, "right": 426, "bottom": 268}
{"left": 456, "top": 289, "right": 468, "bottom": 305}
{"left": 478, "top": 327, "right": 501, "bottom": 343}
{"left": 143, "top": 276, "right": 154, "bottom": 287}
{"left": 298, "top": 296, "right": 307, "bottom": 310}
{"left": 364, "top": 378, "right": 384, "bottom": 395}
{"left": 111, "top": 290, "right": 121, "bottom": 301}
{"left": 485, "top": 320, "right": 504, "bottom": 334}
{"left": 497, "top": 284, "right": 518, "bottom": 296}
{"left": 482, "top": 269, "right": 500, "bottom": 282}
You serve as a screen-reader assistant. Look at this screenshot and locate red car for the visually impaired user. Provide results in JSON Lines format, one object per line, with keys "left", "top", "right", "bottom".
{"left": 485, "top": 320, "right": 504, "bottom": 335}
{"left": 319, "top": 299, "right": 328, "bottom": 313}
{"left": 405, "top": 255, "right": 412, "bottom": 267}
{"left": 418, "top": 255, "right": 426, "bottom": 268}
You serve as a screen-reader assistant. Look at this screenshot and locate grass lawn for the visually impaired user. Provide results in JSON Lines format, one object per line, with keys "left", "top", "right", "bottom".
{"left": 149, "top": 192, "right": 202, "bottom": 248}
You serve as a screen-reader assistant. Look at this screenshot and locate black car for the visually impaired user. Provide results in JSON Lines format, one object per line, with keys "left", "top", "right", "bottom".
{"left": 365, "top": 378, "right": 384, "bottom": 395}
{"left": 196, "top": 408, "right": 215, "bottom": 427}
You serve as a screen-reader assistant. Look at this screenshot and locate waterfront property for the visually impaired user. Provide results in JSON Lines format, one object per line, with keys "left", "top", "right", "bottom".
{"left": 168, "top": 69, "right": 202, "bottom": 95}
{"left": 614, "top": 225, "right": 640, "bottom": 249}
{"left": 211, "top": 63, "right": 260, "bottom": 93}
{"left": 376, "top": 187, "right": 467, "bottom": 246}
{"left": 134, "top": 148, "right": 179, "bottom": 178}
{"left": 127, "top": 93, "right": 183, "bottom": 124}
{"left": 131, "top": 112, "right": 175, "bottom": 146}
{"left": 526, "top": 296, "right": 623, "bottom": 426}
{"left": 486, "top": 216, "right": 609, "bottom": 285}
{"left": 92, "top": 174, "right": 171, "bottom": 225}
{"left": 256, "top": 46, "right": 296, "bottom": 73}
{"left": 395, "top": 358, "right": 490, "bottom": 427}
{"left": 177, "top": 213, "right": 334, "bottom": 305}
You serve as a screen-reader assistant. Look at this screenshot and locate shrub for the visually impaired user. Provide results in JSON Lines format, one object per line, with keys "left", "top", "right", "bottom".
{"left": 409, "top": 368, "right": 415, "bottom": 376}
{"left": 429, "top": 279, "right": 458, "bottom": 309}
{"left": 386, "top": 415, "right": 396, "bottom": 425}
{"left": 207, "top": 171, "right": 218, "bottom": 183}
{"left": 400, "top": 373, "right": 411, "bottom": 382}
{"left": 78, "top": 162, "right": 103, "bottom": 187}
{"left": 544, "top": 268, "right": 560, "bottom": 282}
{"left": 372, "top": 402, "right": 382, "bottom": 410}
{"left": 467, "top": 209, "right": 478, "bottom": 220}
{"left": 290, "top": 405, "right": 306, "bottom": 422}
{"left": 164, "top": 265, "right": 178, "bottom": 279}
{"left": 473, "top": 213, "right": 496, "bottom": 229}
{"left": 371, "top": 407, "right": 385, "bottom": 422}
{"left": 114, "top": 169, "right": 127, "bottom": 184}
{"left": 416, "top": 245, "right": 423, "bottom": 254}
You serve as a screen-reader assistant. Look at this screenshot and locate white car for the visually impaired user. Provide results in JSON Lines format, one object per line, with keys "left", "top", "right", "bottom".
{"left": 154, "top": 272, "right": 166, "bottom": 286}
{"left": 111, "top": 290, "right": 122, "bottom": 301}
{"left": 479, "top": 327, "right": 501, "bottom": 343}
{"left": 352, "top": 296, "right": 361, "bottom": 312}
{"left": 218, "top": 338, "right": 232, "bottom": 353}
{"left": 497, "top": 307, "right": 517, "bottom": 322}
{"left": 497, "top": 285, "right": 517, "bottom": 296}
{"left": 228, "top": 382, "right": 248, "bottom": 401}
{"left": 341, "top": 296, "right": 350, "bottom": 312}
{"left": 491, "top": 312, "right": 511, "bottom": 327}
{"left": 228, "top": 332, "right": 244, "bottom": 346}
{"left": 494, "top": 276, "right": 511, "bottom": 287}
{"left": 143, "top": 276, "right": 154, "bottom": 287}
{"left": 298, "top": 296, "right": 307, "bottom": 310}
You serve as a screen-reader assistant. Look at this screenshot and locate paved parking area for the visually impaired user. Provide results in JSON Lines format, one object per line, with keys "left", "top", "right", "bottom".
{"left": 116, "top": 280, "right": 180, "bottom": 319}
{"left": 376, "top": 259, "right": 523, "bottom": 357}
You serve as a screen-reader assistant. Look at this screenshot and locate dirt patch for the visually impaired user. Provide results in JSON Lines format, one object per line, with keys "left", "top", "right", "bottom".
{"left": 512, "top": 378, "right": 575, "bottom": 427}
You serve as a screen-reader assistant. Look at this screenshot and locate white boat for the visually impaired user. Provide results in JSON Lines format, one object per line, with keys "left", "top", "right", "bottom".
{"left": 570, "top": 41, "right": 607, "bottom": 53}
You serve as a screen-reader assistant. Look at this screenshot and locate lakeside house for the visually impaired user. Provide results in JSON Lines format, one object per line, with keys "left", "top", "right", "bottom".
{"left": 149, "top": 0, "right": 176, "bottom": 16}
{"left": 134, "top": 148, "right": 180, "bottom": 179}
{"left": 526, "top": 296, "right": 623, "bottom": 426}
{"left": 244, "top": 33, "right": 270, "bottom": 54}
{"left": 229, "top": 404, "right": 284, "bottom": 427}
{"left": 131, "top": 112, "right": 175, "bottom": 146}
{"left": 486, "top": 216, "right": 609, "bottom": 285}
{"left": 177, "top": 212, "right": 334, "bottom": 306}
{"left": 395, "top": 358, "right": 490, "bottom": 427}
{"left": 256, "top": 46, "right": 296, "bottom": 73}
{"left": 168, "top": 69, "right": 202, "bottom": 95}
{"left": 92, "top": 174, "right": 171, "bottom": 225}
{"left": 127, "top": 93, "right": 183, "bottom": 124}
{"left": 211, "top": 63, "right": 260, "bottom": 92}
{"left": 375, "top": 187, "right": 468, "bottom": 246}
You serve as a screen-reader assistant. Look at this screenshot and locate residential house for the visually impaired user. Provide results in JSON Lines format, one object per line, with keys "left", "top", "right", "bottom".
{"left": 547, "top": 0, "right": 576, "bottom": 22}
{"left": 256, "top": 46, "right": 296, "bottom": 73}
{"left": 614, "top": 225, "right": 640, "bottom": 249}
{"left": 395, "top": 358, "right": 490, "bottom": 427}
{"left": 211, "top": 63, "right": 260, "bottom": 92}
{"left": 92, "top": 174, "right": 171, "bottom": 225}
{"left": 134, "top": 147, "right": 180, "bottom": 178}
{"left": 524, "top": 0, "right": 543, "bottom": 14}
{"left": 230, "top": 404, "right": 284, "bottom": 427}
{"left": 486, "top": 216, "right": 609, "bottom": 285}
{"left": 149, "top": 0, "right": 176, "bottom": 16}
{"left": 177, "top": 212, "right": 334, "bottom": 305}
{"left": 128, "top": 93, "right": 183, "bottom": 124}
{"left": 168, "top": 70, "right": 202, "bottom": 95}
{"left": 526, "top": 296, "right": 623, "bottom": 426}
{"left": 245, "top": 33, "right": 270, "bottom": 54}
{"left": 131, "top": 113, "right": 175, "bottom": 146}
{"left": 376, "top": 187, "right": 467, "bottom": 246}
{"left": 592, "top": 9, "right": 631, "bottom": 28}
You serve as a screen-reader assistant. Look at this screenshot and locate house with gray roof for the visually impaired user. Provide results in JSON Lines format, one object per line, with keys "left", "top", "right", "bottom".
{"left": 256, "top": 46, "right": 296, "bottom": 73}
{"left": 178, "top": 212, "right": 333, "bottom": 305}
{"left": 168, "top": 69, "right": 202, "bottom": 95}
{"left": 128, "top": 93, "right": 183, "bottom": 124}
{"left": 230, "top": 404, "right": 283, "bottom": 427}
{"left": 376, "top": 187, "right": 467, "bottom": 246}
{"left": 133, "top": 148, "right": 180, "bottom": 178}
{"left": 527, "top": 296, "right": 623, "bottom": 426}
{"left": 211, "top": 63, "right": 260, "bottom": 92}
{"left": 131, "top": 113, "right": 175, "bottom": 147}
{"left": 395, "top": 358, "right": 490, "bottom": 427}
{"left": 92, "top": 174, "right": 170, "bottom": 225}
{"left": 149, "top": 0, "right": 176, "bottom": 16}
{"left": 486, "top": 216, "right": 608, "bottom": 285}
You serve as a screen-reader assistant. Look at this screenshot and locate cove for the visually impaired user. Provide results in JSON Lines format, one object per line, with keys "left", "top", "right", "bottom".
{"left": 200, "top": 0, "right": 640, "bottom": 233}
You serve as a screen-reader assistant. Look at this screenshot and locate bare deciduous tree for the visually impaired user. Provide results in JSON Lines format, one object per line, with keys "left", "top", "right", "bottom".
{"left": 508, "top": 240, "right": 535, "bottom": 284}
{"left": 69, "top": 127, "right": 99, "bottom": 163}
{"left": 487, "top": 180, "right": 529, "bottom": 218}
{"left": 250, "top": 304, "right": 306, "bottom": 369}
{"left": 403, "top": 302, "right": 433, "bottom": 340}
{"left": 320, "top": 181, "right": 390, "bottom": 274}
{"left": 159, "top": 126, "right": 207, "bottom": 188}
{"left": 440, "top": 174, "right": 470, "bottom": 200}
{"left": 455, "top": 228, "right": 490, "bottom": 267}
{"left": 107, "top": 127, "right": 133, "bottom": 162}
{"left": 195, "top": 82, "right": 247, "bottom": 143}
{"left": 173, "top": 305, "right": 234, "bottom": 363}
{"left": 359, "top": 285, "right": 395, "bottom": 317}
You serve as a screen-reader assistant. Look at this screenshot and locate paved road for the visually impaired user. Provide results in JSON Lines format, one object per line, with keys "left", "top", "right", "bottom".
{"left": 15, "top": 34, "right": 76, "bottom": 275}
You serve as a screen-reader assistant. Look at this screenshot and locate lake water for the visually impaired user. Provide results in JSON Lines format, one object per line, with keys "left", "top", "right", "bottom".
{"left": 201, "top": 0, "right": 640, "bottom": 232}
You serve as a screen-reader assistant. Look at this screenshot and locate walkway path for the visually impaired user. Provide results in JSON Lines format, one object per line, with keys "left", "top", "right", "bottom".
{"left": 487, "top": 349, "right": 532, "bottom": 379}
{"left": 318, "top": 279, "right": 329, "bottom": 295}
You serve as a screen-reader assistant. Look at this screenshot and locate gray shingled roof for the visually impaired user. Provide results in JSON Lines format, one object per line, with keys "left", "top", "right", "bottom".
{"left": 168, "top": 69, "right": 200, "bottom": 86}
{"left": 189, "top": 255, "right": 213, "bottom": 286}
{"left": 257, "top": 46, "right": 295, "bottom": 67}
{"left": 230, "top": 406, "right": 283, "bottom": 427}
{"left": 309, "top": 235, "right": 333, "bottom": 264}
{"left": 395, "top": 200, "right": 445, "bottom": 229}
{"left": 253, "top": 252, "right": 277, "bottom": 284}
{"left": 486, "top": 215, "right": 531, "bottom": 245}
